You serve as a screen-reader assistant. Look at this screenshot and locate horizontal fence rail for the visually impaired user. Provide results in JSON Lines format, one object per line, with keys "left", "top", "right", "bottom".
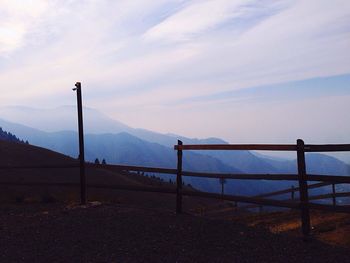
{"left": 174, "top": 143, "right": 350, "bottom": 152}
{"left": 174, "top": 144, "right": 297, "bottom": 151}
{"left": 181, "top": 171, "right": 298, "bottom": 180}
{"left": 306, "top": 174, "right": 350, "bottom": 183}
{"left": 304, "top": 144, "right": 350, "bottom": 152}
{"left": 254, "top": 182, "right": 333, "bottom": 199}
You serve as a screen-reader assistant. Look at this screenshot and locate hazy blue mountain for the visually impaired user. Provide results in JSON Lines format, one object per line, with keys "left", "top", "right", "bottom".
{"left": 1, "top": 107, "right": 349, "bottom": 178}
{"left": 306, "top": 154, "right": 350, "bottom": 175}
{"left": 0, "top": 106, "right": 287, "bottom": 174}
{"left": 0, "top": 106, "right": 228, "bottom": 147}
{"left": 0, "top": 106, "right": 132, "bottom": 134}
{"left": 258, "top": 153, "right": 350, "bottom": 176}
{"left": 1, "top": 106, "right": 349, "bottom": 197}
{"left": 0, "top": 117, "right": 294, "bottom": 195}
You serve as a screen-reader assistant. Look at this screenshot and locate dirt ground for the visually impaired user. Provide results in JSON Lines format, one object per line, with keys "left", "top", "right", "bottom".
{"left": 1, "top": 202, "right": 350, "bottom": 263}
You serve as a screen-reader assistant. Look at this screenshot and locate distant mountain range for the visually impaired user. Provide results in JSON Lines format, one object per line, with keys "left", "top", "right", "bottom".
{"left": 0, "top": 106, "right": 349, "bottom": 196}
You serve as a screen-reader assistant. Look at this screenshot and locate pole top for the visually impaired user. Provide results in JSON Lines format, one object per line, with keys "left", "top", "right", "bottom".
{"left": 297, "top": 139, "right": 304, "bottom": 144}
{"left": 296, "top": 139, "right": 305, "bottom": 150}
{"left": 73, "top": 82, "right": 81, "bottom": 91}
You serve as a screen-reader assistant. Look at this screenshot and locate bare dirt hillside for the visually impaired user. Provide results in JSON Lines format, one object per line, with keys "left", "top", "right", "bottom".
{"left": 0, "top": 140, "right": 214, "bottom": 210}
{"left": 0, "top": 140, "right": 171, "bottom": 204}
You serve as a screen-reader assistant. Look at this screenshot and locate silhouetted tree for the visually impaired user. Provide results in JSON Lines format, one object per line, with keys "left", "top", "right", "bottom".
{"left": 102, "top": 159, "right": 107, "bottom": 165}
{"left": 94, "top": 158, "right": 100, "bottom": 164}
{"left": 0, "top": 127, "right": 26, "bottom": 144}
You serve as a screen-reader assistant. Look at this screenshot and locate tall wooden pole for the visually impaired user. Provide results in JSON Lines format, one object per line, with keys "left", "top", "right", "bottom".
{"left": 73, "top": 82, "right": 86, "bottom": 205}
{"left": 296, "top": 139, "right": 310, "bottom": 238}
{"left": 176, "top": 140, "right": 183, "bottom": 214}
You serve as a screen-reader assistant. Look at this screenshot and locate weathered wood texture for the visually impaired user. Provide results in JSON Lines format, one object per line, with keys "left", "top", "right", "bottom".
{"left": 296, "top": 139, "right": 311, "bottom": 237}
{"left": 74, "top": 82, "right": 86, "bottom": 205}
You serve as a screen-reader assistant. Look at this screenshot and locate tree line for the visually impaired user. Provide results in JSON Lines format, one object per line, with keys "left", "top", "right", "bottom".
{"left": 0, "top": 127, "right": 29, "bottom": 144}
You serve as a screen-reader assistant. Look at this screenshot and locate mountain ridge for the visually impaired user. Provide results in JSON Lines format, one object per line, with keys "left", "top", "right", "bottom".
{"left": 1, "top": 106, "right": 349, "bottom": 196}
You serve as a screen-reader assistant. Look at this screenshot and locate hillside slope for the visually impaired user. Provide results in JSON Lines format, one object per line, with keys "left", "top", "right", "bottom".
{"left": 0, "top": 140, "right": 181, "bottom": 206}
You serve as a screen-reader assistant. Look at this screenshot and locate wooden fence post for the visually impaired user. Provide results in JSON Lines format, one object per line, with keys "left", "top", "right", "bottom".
{"left": 296, "top": 139, "right": 311, "bottom": 238}
{"left": 332, "top": 183, "right": 336, "bottom": 206}
{"left": 176, "top": 140, "right": 183, "bottom": 214}
{"left": 73, "top": 82, "right": 87, "bottom": 205}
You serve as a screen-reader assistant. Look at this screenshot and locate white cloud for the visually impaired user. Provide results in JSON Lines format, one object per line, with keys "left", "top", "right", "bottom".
{"left": 144, "top": 0, "right": 249, "bottom": 42}
{"left": 0, "top": 0, "right": 48, "bottom": 53}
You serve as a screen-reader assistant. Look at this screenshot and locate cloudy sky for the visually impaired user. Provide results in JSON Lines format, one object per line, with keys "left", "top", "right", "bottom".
{"left": 0, "top": 0, "right": 350, "bottom": 144}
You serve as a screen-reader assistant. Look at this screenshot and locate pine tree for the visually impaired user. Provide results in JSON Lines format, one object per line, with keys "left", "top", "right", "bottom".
{"left": 0, "top": 127, "right": 27, "bottom": 144}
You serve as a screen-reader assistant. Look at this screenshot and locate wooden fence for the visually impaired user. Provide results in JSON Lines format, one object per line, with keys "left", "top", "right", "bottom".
{"left": 1, "top": 139, "right": 350, "bottom": 238}
{"left": 174, "top": 139, "right": 350, "bottom": 237}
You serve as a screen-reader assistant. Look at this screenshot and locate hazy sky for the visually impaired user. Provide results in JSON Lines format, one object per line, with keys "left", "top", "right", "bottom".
{"left": 0, "top": 0, "right": 350, "bottom": 144}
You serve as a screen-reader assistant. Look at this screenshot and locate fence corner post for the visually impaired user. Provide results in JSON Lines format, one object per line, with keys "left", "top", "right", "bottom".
{"left": 296, "top": 139, "right": 311, "bottom": 239}
{"left": 176, "top": 140, "right": 183, "bottom": 214}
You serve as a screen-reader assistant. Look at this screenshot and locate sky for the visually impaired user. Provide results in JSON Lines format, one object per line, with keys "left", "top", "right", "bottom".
{"left": 0, "top": 0, "right": 350, "bottom": 145}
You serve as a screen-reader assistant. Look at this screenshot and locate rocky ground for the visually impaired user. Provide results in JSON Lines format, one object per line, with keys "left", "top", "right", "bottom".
{"left": 1, "top": 202, "right": 350, "bottom": 263}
